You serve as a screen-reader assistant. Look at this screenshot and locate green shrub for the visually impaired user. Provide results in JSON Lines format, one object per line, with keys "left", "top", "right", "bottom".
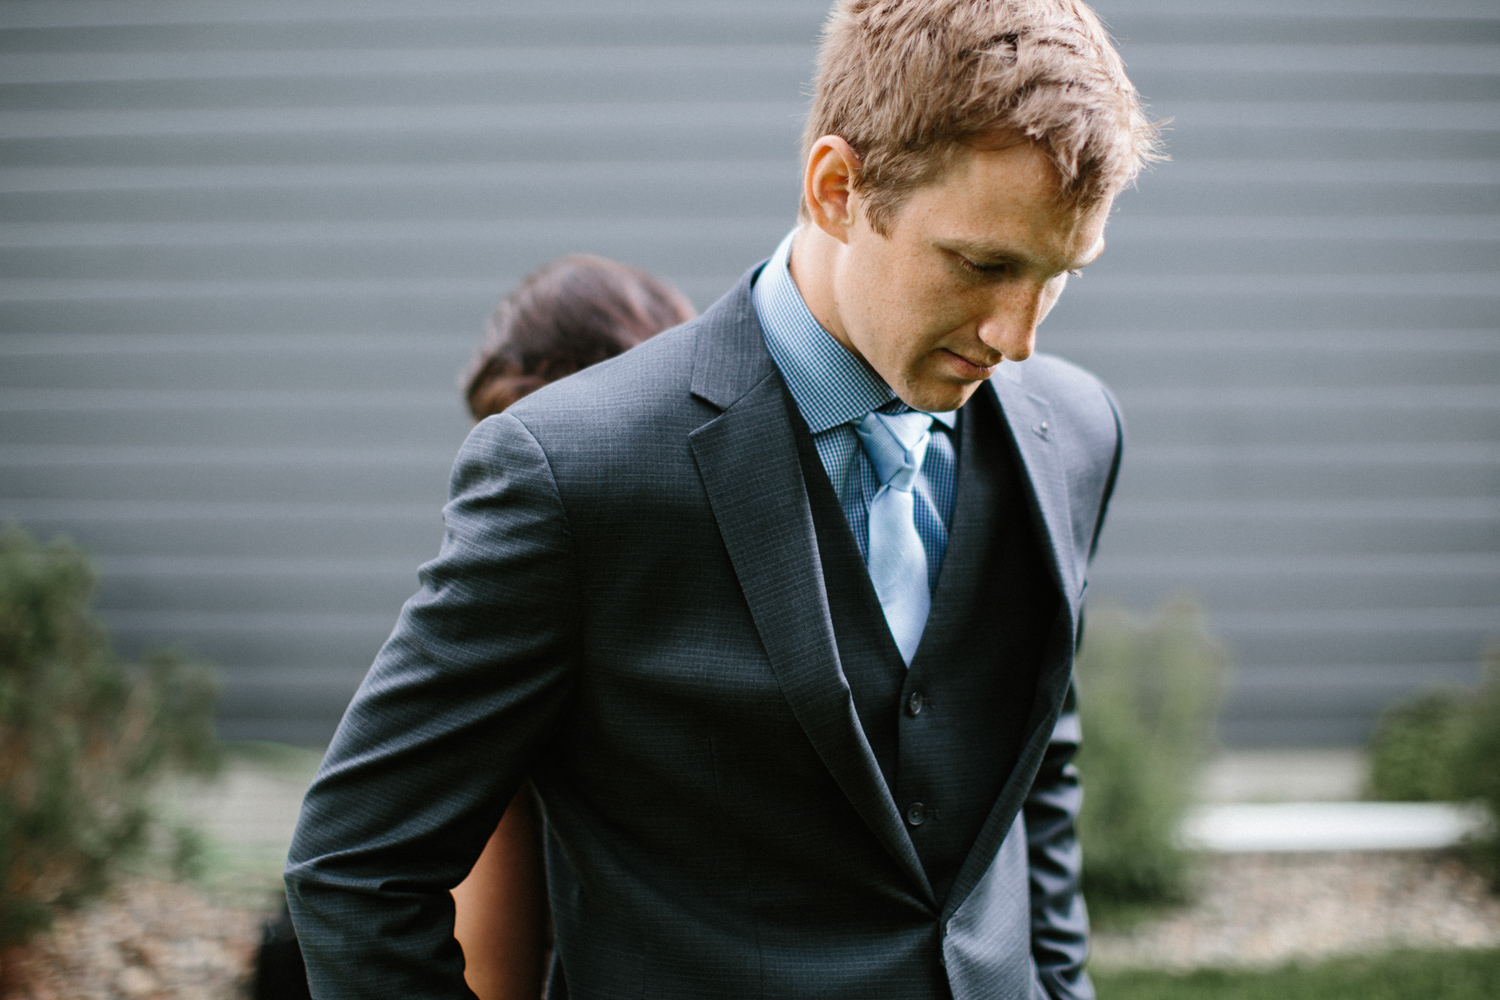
{"left": 1367, "top": 646, "right": 1500, "bottom": 888}
{"left": 0, "top": 524, "right": 221, "bottom": 947}
{"left": 1367, "top": 690, "right": 1472, "bottom": 802}
{"left": 1464, "top": 657, "right": 1500, "bottom": 886}
{"left": 1074, "top": 599, "right": 1228, "bottom": 926}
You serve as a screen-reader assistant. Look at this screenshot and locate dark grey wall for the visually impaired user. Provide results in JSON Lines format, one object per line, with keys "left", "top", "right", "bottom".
{"left": 2, "top": 0, "right": 1496, "bottom": 746}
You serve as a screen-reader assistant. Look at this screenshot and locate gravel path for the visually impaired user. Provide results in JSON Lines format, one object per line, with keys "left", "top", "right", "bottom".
{"left": 1091, "top": 850, "right": 1500, "bottom": 970}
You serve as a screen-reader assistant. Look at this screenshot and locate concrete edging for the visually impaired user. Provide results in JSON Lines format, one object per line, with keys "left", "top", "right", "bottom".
{"left": 1182, "top": 801, "right": 1490, "bottom": 853}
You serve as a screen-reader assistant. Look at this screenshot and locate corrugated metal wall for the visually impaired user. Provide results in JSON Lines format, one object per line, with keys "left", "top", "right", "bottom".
{"left": 2, "top": 0, "right": 1495, "bottom": 746}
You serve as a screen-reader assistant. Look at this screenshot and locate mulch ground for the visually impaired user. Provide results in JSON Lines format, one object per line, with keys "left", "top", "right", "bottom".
{"left": 1092, "top": 850, "right": 1500, "bottom": 970}
{"left": 0, "top": 878, "right": 260, "bottom": 1000}
{"left": 3, "top": 851, "right": 1499, "bottom": 996}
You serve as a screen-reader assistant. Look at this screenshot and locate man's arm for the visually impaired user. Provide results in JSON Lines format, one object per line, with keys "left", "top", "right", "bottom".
{"left": 1023, "top": 698, "right": 1094, "bottom": 1000}
{"left": 286, "top": 413, "right": 581, "bottom": 1000}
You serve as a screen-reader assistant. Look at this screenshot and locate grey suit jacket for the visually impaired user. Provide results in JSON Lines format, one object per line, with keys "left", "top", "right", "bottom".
{"left": 286, "top": 266, "right": 1124, "bottom": 1000}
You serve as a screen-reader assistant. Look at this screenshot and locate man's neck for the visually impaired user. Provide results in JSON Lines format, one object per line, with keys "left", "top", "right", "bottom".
{"left": 786, "top": 224, "right": 852, "bottom": 355}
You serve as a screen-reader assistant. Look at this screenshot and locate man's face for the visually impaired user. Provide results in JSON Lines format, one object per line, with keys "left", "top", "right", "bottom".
{"left": 828, "top": 141, "right": 1112, "bottom": 413}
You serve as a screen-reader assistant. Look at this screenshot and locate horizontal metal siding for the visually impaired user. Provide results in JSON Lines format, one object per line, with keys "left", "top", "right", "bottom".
{"left": 0, "top": 0, "right": 1495, "bottom": 745}
{"left": 1064, "top": 1, "right": 1500, "bottom": 744}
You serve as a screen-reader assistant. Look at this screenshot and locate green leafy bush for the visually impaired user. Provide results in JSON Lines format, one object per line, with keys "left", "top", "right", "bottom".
{"left": 1367, "top": 690, "right": 1472, "bottom": 802}
{"left": 0, "top": 525, "right": 221, "bottom": 947}
{"left": 1074, "top": 599, "right": 1228, "bottom": 926}
{"left": 1368, "top": 646, "right": 1500, "bottom": 887}
{"left": 1466, "top": 654, "right": 1500, "bottom": 885}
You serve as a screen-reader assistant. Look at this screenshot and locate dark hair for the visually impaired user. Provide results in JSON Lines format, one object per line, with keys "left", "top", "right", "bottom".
{"left": 463, "top": 255, "right": 696, "bottom": 421}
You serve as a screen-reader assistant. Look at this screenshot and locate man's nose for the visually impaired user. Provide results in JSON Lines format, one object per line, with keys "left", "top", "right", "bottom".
{"left": 975, "top": 284, "right": 1048, "bottom": 362}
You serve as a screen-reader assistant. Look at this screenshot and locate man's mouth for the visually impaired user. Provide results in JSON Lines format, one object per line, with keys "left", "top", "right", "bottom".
{"left": 940, "top": 348, "right": 1000, "bottom": 379}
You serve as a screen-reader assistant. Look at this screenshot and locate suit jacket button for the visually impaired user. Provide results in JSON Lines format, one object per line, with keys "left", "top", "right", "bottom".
{"left": 906, "top": 691, "right": 924, "bottom": 716}
{"left": 905, "top": 802, "right": 926, "bottom": 826}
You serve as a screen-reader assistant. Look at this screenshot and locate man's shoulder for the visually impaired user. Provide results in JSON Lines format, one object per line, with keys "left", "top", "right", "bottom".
{"left": 505, "top": 317, "right": 706, "bottom": 432}
{"left": 997, "top": 351, "right": 1109, "bottom": 397}
{"left": 994, "top": 352, "right": 1119, "bottom": 426}
{"left": 987, "top": 351, "right": 1123, "bottom": 483}
{"left": 502, "top": 265, "right": 765, "bottom": 446}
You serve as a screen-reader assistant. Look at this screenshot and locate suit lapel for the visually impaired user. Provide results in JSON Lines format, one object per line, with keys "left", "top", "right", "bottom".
{"left": 936, "top": 373, "right": 1082, "bottom": 917}
{"left": 986, "top": 372, "right": 1080, "bottom": 623}
{"left": 686, "top": 273, "right": 933, "bottom": 903}
{"left": 911, "top": 404, "right": 990, "bottom": 659}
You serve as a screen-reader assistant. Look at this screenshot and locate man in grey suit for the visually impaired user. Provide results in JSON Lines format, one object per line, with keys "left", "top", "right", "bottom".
{"left": 286, "top": 1, "right": 1160, "bottom": 997}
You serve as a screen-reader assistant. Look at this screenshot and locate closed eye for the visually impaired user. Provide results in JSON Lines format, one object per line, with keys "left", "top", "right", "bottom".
{"left": 957, "top": 254, "right": 1082, "bottom": 281}
{"left": 957, "top": 255, "right": 1017, "bottom": 277}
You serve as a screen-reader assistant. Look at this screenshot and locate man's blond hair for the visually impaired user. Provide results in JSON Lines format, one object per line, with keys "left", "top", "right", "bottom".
{"left": 804, "top": 0, "right": 1162, "bottom": 233}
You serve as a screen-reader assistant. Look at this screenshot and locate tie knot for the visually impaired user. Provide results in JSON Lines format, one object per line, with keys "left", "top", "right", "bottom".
{"left": 855, "top": 411, "right": 933, "bottom": 492}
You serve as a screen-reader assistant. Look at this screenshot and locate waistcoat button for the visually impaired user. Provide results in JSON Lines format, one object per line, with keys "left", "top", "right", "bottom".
{"left": 905, "top": 802, "right": 926, "bottom": 826}
{"left": 906, "top": 691, "right": 924, "bottom": 716}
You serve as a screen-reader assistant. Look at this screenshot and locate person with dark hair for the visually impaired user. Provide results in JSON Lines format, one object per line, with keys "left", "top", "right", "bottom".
{"left": 463, "top": 254, "right": 696, "bottom": 421}
{"left": 259, "top": 256, "right": 693, "bottom": 1000}
{"left": 451, "top": 256, "right": 694, "bottom": 999}
{"left": 289, "top": 2, "right": 1160, "bottom": 997}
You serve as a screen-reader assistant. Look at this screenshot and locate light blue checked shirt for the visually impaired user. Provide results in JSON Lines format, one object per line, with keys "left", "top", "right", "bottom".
{"left": 752, "top": 228, "right": 958, "bottom": 591}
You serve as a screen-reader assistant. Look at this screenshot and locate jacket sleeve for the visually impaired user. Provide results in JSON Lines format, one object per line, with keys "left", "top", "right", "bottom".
{"left": 1023, "top": 699, "right": 1094, "bottom": 1000}
{"left": 285, "top": 413, "right": 582, "bottom": 1000}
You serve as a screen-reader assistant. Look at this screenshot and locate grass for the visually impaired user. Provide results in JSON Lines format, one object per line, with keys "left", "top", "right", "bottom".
{"left": 1092, "top": 947, "right": 1500, "bottom": 1000}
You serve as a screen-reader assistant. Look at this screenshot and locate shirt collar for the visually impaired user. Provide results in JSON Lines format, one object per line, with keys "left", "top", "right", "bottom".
{"left": 753, "top": 228, "right": 956, "bottom": 434}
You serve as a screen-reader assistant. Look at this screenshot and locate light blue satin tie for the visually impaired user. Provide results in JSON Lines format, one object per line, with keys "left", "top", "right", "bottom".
{"left": 854, "top": 411, "right": 935, "bottom": 665}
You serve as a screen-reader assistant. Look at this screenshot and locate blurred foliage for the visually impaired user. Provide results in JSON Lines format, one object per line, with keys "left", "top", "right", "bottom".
{"left": 0, "top": 524, "right": 221, "bottom": 948}
{"left": 1367, "top": 691, "right": 1472, "bottom": 802}
{"left": 1367, "top": 645, "right": 1500, "bottom": 888}
{"left": 1093, "top": 947, "right": 1500, "bottom": 1000}
{"left": 1074, "top": 599, "right": 1228, "bottom": 927}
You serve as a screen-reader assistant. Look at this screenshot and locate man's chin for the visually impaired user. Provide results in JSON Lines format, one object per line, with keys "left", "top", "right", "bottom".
{"left": 898, "top": 379, "right": 984, "bottom": 415}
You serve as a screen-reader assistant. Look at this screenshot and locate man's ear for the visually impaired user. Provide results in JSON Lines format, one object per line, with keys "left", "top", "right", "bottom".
{"left": 803, "top": 135, "right": 862, "bottom": 244}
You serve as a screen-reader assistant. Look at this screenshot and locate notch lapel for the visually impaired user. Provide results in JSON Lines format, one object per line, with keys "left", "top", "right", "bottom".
{"left": 686, "top": 274, "right": 933, "bottom": 904}
{"left": 987, "top": 372, "right": 1080, "bottom": 623}
{"left": 937, "top": 373, "right": 1083, "bottom": 918}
